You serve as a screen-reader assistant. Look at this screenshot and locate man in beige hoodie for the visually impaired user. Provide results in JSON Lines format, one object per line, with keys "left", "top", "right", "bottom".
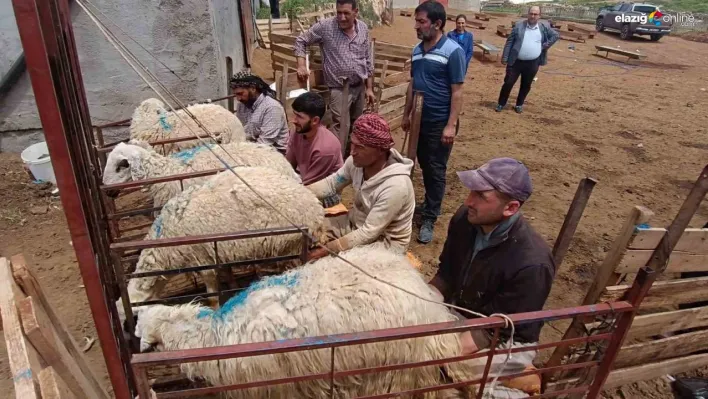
{"left": 306, "top": 113, "right": 415, "bottom": 260}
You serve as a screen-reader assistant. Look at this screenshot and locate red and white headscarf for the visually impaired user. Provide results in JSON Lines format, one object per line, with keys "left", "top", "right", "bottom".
{"left": 352, "top": 113, "right": 395, "bottom": 150}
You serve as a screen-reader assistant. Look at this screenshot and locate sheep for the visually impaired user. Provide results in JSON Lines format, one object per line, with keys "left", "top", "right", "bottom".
{"left": 130, "top": 98, "right": 245, "bottom": 154}
{"left": 102, "top": 140, "right": 301, "bottom": 207}
{"left": 134, "top": 243, "right": 479, "bottom": 399}
{"left": 122, "top": 167, "right": 326, "bottom": 314}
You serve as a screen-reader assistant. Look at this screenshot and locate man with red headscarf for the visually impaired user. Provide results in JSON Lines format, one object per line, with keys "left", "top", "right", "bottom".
{"left": 306, "top": 113, "right": 415, "bottom": 261}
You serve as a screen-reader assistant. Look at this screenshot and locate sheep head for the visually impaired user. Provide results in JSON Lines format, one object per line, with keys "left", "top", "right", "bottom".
{"left": 134, "top": 303, "right": 206, "bottom": 352}
{"left": 132, "top": 98, "right": 166, "bottom": 122}
{"left": 102, "top": 142, "right": 156, "bottom": 194}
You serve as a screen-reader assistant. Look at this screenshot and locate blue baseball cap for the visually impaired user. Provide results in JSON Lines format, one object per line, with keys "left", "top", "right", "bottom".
{"left": 456, "top": 157, "right": 533, "bottom": 202}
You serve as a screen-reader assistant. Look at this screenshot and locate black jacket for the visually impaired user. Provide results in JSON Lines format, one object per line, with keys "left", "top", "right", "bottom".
{"left": 433, "top": 205, "right": 556, "bottom": 343}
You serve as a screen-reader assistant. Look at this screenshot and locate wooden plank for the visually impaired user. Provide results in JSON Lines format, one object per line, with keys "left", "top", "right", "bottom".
{"left": 630, "top": 228, "right": 708, "bottom": 254}
{"left": 555, "top": 29, "right": 586, "bottom": 43}
{"left": 381, "top": 104, "right": 405, "bottom": 121}
{"left": 595, "top": 45, "right": 646, "bottom": 59}
{"left": 600, "top": 276, "right": 708, "bottom": 308}
{"left": 39, "top": 367, "right": 77, "bottom": 399}
{"left": 11, "top": 255, "right": 110, "bottom": 399}
{"left": 19, "top": 296, "right": 102, "bottom": 399}
{"left": 270, "top": 32, "right": 298, "bottom": 46}
{"left": 0, "top": 257, "right": 42, "bottom": 398}
{"left": 497, "top": 25, "right": 511, "bottom": 37}
{"left": 257, "top": 18, "right": 289, "bottom": 25}
{"left": 626, "top": 306, "right": 708, "bottom": 339}
{"left": 405, "top": 91, "right": 423, "bottom": 162}
{"left": 379, "top": 83, "right": 408, "bottom": 102}
{"left": 388, "top": 115, "right": 403, "bottom": 131}
{"left": 615, "top": 329, "right": 708, "bottom": 369}
{"left": 466, "top": 21, "right": 487, "bottom": 29}
{"left": 375, "top": 41, "right": 413, "bottom": 58}
{"left": 605, "top": 353, "right": 708, "bottom": 389}
{"left": 377, "top": 96, "right": 406, "bottom": 116}
{"left": 616, "top": 250, "right": 708, "bottom": 274}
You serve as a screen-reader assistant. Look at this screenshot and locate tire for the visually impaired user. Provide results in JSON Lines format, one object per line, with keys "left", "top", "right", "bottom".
{"left": 596, "top": 17, "right": 605, "bottom": 32}
{"left": 620, "top": 24, "right": 633, "bottom": 40}
{"left": 650, "top": 34, "right": 661, "bottom": 41}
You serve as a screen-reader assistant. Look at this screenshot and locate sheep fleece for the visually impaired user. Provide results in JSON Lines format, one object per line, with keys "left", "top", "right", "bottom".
{"left": 130, "top": 168, "right": 325, "bottom": 298}
{"left": 136, "top": 244, "right": 477, "bottom": 398}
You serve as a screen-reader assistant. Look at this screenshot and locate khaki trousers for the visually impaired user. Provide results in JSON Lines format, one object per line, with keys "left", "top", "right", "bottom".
{"left": 329, "top": 84, "right": 365, "bottom": 158}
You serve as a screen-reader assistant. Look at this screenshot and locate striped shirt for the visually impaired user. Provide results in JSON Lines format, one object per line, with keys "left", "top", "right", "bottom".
{"left": 411, "top": 36, "right": 466, "bottom": 123}
{"left": 294, "top": 17, "right": 374, "bottom": 88}
{"left": 234, "top": 94, "right": 289, "bottom": 152}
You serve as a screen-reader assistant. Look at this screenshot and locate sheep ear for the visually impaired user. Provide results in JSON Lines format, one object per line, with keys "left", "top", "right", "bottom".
{"left": 117, "top": 159, "right": 129, "bottom": 171}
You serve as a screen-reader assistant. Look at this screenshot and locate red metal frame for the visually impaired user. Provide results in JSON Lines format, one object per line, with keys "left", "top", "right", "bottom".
{"left": 10, "top": 0, "right": 133, "bottom": 396}
{"left": 131, "top": 302, "right": 633, "bottom": 398}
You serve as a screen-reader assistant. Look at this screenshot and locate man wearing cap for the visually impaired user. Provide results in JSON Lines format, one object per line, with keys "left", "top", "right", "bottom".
{"left": 305, "top": 113, "right": 415, "bottom": 261}
{"left": 428, "top": 157, "right": 555, "bottom": 394}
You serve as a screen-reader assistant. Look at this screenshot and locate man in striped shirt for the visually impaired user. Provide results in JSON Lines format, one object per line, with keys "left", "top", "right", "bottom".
{"left": 294, "top": 0, "right": 376, "bottom": 158}
{"left": 402, "top": 0, "right": 466, "bottom": 244}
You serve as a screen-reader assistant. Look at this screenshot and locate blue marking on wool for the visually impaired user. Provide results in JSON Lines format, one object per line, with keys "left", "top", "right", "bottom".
{"left": 153, "top": 215, "right": 163, "bottom": 238}
{"left": 634, "top": 223, "right": 651, "bottom": 232}
{"left": 13, "top": 369, "right": 32, "bottom": 382}
{"left": 204, "top": 272, "right": 300, "bottom": 321}
{"left": 169, "top": 144, "right": 214, "bottom": 164}
{"left": 158, "top": 112, "right": 172, "bottom": 131}
{"left": 196, "top": 309, "right": 214, "bottom": 319}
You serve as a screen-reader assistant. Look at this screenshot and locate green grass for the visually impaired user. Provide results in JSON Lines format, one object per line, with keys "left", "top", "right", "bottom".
{"left": 561, "top": 0, "right": 708, "bottom": 13}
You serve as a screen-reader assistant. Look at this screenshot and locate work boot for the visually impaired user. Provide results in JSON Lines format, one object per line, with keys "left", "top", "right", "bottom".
{"left": 418, "top": 219, "right": 435, "bottom": 244}
{"left": 515, "top": 105, "right": 523, "bottom": 113}
{"left": 495, "top": 104, "right": 504, "bottom": 112}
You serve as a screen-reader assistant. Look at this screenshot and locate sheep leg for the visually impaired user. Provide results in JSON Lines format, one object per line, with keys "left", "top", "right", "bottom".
{"left": 201, "top": 270, "right": 220, "bottom": 309}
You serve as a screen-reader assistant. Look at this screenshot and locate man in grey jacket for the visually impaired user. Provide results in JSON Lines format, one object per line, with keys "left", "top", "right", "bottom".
{"left": 495, "top": 6, "right": 559, "bottom": 113}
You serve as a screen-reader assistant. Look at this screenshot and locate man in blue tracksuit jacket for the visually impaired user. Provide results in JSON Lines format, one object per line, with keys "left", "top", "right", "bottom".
{"left": 446, "top": 14, "right": 474, "bottom": 74}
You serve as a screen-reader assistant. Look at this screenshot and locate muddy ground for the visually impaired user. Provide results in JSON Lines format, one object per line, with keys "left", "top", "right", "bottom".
{"left": 1, "top": 11, "right": 708, "bottom": 398}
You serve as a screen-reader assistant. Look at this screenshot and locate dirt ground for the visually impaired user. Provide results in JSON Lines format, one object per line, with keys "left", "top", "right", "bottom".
{"left": 1, "top": 12, "right": 708, "bottom": 398}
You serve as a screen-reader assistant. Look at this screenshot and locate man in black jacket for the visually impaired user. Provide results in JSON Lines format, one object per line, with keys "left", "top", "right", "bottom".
{"left": 429, "top": 157, "right": 555, "bottom": 393}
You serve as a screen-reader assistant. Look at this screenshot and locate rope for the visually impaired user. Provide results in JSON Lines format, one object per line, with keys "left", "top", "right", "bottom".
{"left": 76, "top": 0, "right": 517, "bottom": 392}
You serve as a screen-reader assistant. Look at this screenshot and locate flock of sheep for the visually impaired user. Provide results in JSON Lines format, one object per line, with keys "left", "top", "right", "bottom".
{"left": 102, "top": 98, "right": 491, "bottom": 398}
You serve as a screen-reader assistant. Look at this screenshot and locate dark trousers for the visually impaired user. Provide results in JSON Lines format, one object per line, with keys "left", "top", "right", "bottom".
{"left": 269, "top": 0, "right": 280, "bottom": 18}
{"left": 497, "top": 57, "right": 541, "bottom": 107}
{"left": 417, "top": 121, "right": 453, "bottom": 222}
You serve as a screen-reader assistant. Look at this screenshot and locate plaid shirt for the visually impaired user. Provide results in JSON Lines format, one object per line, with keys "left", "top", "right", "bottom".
{"left": 294, "top": 17, "right": 373, "bottom": 88}
{"left": 235, "top": 94, "right": 289, "bottom": 152}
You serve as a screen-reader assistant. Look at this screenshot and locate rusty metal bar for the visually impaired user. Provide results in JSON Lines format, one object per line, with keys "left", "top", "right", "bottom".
{"left": 111, "top": 226, "right": 305, "bottom": 251}
{"left": 586, "top": 164, "right": 708, "bottom": 398}
{"left": 95, "top": 93, "right": 239, "bottom": 130}
{"left": 119, "top": 221, "right": 154, "bottom": 234}
{"left": 552, "top": 177, "right": 597, "bottom": 268}
{"left": 131, "top": 302, "right": 633, "bottom": 367}
{"left": 101, "top": 167, "right": 226, "bottom": 191}
{"left": 131, "top": 287, "right": 247, "bottom": 307}
{"left": 12, "top": 0, "right": 133, "bottom": 396}
{"left": 97, "top": 132, "right": 222, "bottom": 154}
{"left": 476, "top": 328, "right": 500, "bottom": 398}
{"left": 329, "top": 347, "right": 336, "bottom": 398}
{"left": 109, "top": 206, "right": 163, "bottom": 220}
{"left": 134, "top": 365, "right": 152, "bottom": 399}
{"left": 126, "top": 254, "right": 299, "bottom": 279}
{"left": 526, "top": 385, "right": 592, "bottom": 398}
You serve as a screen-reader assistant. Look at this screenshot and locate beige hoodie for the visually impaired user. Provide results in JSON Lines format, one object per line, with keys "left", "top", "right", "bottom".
{"left": 307, "top": 149, "right": 415, "bottom": 254}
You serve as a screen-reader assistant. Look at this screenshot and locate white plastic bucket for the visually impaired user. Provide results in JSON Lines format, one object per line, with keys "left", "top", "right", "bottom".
{"left": 20, "top": 142, "right": 56, "bottom": 184}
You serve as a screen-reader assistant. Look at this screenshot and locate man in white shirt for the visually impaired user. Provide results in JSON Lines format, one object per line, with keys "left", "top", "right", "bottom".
{"left": 496, "top": 6, "right": 559, "bottom": 113}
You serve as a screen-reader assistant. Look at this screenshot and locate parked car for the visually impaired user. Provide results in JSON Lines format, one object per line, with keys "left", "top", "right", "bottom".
{"left": 596, "top": 2, "right": 672, "bottom": 41}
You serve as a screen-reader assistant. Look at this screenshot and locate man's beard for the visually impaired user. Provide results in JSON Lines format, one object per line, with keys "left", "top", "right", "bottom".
{"left": 295, "top": 120, "right": 312, "bottom": 134}
{"left": 417, "top": 28, "right": 435, "bottom": 41}
{"left": 240, "top": 92, "right": 258, "bottom": 108}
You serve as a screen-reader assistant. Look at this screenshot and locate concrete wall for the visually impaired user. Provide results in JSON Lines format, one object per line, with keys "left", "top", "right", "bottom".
{"left": 0, "top": 0, "right": 245, "bottom": 152}
{"left": 0, "top": 0, "right": 21, "bottom": 78}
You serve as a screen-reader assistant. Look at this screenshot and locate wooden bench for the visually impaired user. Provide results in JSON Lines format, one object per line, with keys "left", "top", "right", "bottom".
{"left": 544, "top": 186, "right": 708, "bottom": 393}
{"left": 567, "top": 23, "right": 596, "bottom": 38}
{"left": 466, "top": 20, "right": 487, "bottom": 29}
{"left": 475, "top": 13, "right": 490, "bottom": 21}
{"left": 474, "top": 40, "right": 500, "bottom": 61}
{"left": 554, "top": 28, "right": 586, "bottom": 43}
{"left": 595, "top": 45, "right": 647, "bottom": 64}
{"left": 497, "top": 25, "right": 511, "bottom": 37}
{"left": 400, "top": 10, "right": 412, "bottom": 17}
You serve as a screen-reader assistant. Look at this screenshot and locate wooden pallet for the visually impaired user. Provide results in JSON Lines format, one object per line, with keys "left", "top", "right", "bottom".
{"left": 497, "top": 25, "right": 511, "bottom": 37}
{"left": 475, "top": 13, "right": 490, "bottom": 21}
{"left": 0, "top": 255, "right": 110, "bottom": 399}
{"left": 554, "top": 28, "right": 586, "bottom": 43}
{"left": 567, "top": 23, "right": 596, "bottom": 38}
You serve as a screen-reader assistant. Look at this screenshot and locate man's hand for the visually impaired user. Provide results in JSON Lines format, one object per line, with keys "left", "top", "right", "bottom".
{"left": 402, "top": 113, "right": 411, "bottom": 132}
{"left": 296, "top": 65, "right": 310, "bottom": 81}
{"left": 307, "top": 247, "right": 329, "bottom": 262}
{"left": 365, "top": 88, "right": 376, "bottom": 107}
{"left": 441, "top": 124, "right": 456, "bottom": 145}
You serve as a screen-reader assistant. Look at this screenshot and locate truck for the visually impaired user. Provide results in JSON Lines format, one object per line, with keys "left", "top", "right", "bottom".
{"left": 596, "top": 2, "right": 673, "bottom": 41}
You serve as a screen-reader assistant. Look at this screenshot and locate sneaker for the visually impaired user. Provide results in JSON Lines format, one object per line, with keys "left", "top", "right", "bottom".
{"left": 495, "top": 104, "right": 504, "bottom": 112}
{"left": 514, "top": 105, "right": 523, "bottom": 113}
{"left": 417, "top": 219, "right": 435, "bottom": 244}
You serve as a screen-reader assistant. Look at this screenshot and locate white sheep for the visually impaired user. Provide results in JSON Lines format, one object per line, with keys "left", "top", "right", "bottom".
{"left": 102, "top": 140, "right": 301, "bottom": 207}
{"left": 130, "top": 98, "right": 245, "bottom": 154}
{"left": 134, "top": 243, "right": 478, "bottom": 398}
{"left": 123, "top": 167, "right": 326, "bottom": 313}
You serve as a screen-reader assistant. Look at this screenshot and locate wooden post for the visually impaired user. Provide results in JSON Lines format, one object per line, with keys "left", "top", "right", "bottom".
{"left": 552, "top": 177, "right": 598, "bottom": 269}
{"left": 238, "top": 0, "right": 255, "bottom": 67}
{"left": 405, "top": 91, "right": 423, "bottom": 164}
{"left": 374, "top": 60, "right": 389, "bottom": 113}
{"left": 39, "top": 367, "right": 77, "bottom": 399}
{"left": 340, "top": 77, "right": 351, "bottom": 157}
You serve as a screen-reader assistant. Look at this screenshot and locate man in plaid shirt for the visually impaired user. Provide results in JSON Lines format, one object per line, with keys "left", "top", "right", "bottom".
{"left": 294, "top": 0, "right": 376, "bottom": 158}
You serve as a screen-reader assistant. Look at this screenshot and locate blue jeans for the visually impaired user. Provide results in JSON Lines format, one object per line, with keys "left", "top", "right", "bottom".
{"left": 417, "top": 121, "right": 453, "bottom": 222}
